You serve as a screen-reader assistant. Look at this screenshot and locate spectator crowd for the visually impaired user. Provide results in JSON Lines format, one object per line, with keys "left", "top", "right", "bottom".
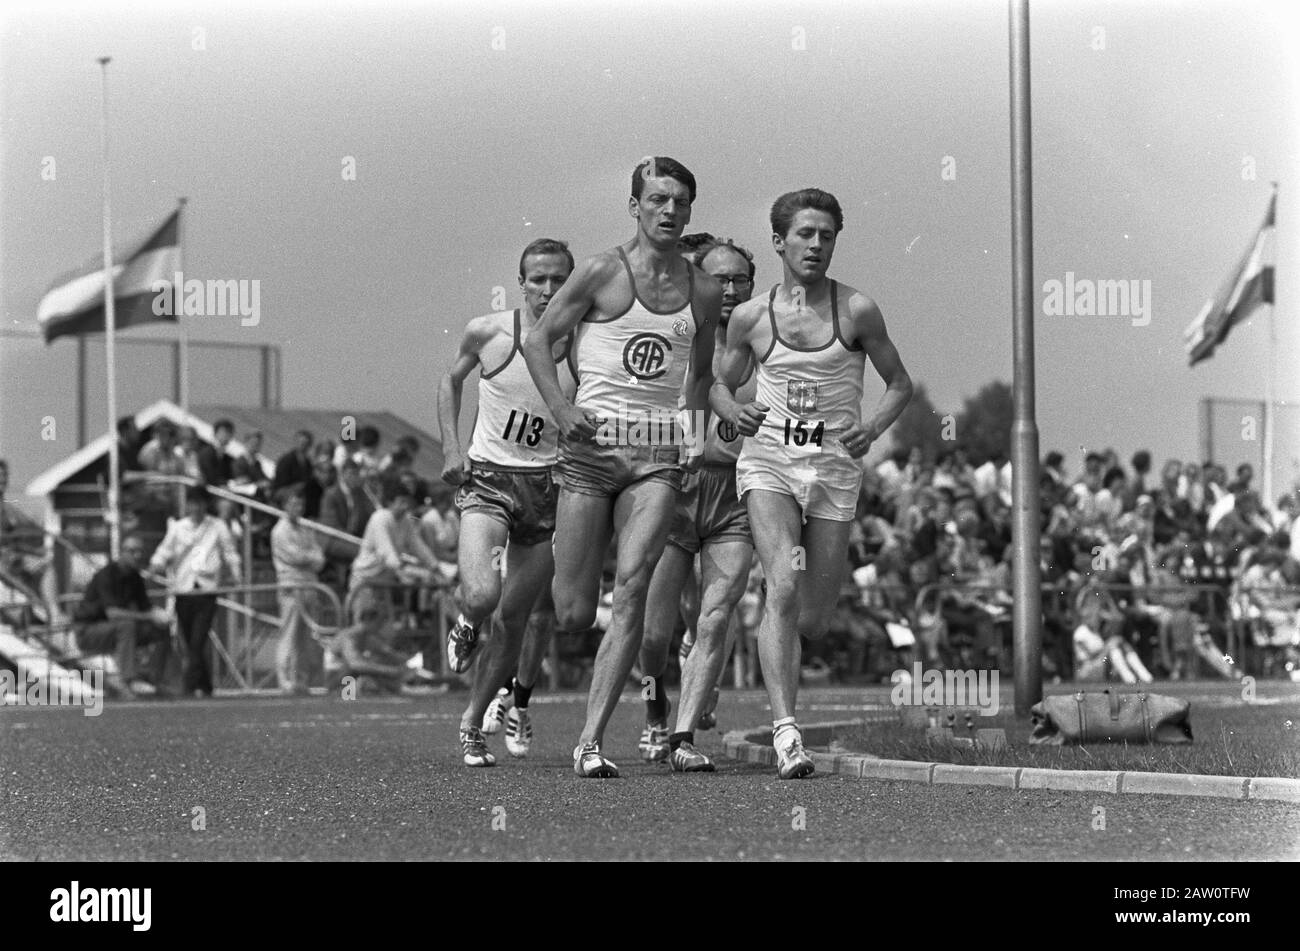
{"left": 6, "top": 416, "right": 1300, "bottom": 699}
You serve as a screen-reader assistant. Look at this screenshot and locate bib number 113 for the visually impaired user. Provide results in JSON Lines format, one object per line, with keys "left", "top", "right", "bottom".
{"left": 502, "top": 409, "right": 545, "bottom": 447}
{"left": 783, "top": 419, "right": 824, "bottom": 447}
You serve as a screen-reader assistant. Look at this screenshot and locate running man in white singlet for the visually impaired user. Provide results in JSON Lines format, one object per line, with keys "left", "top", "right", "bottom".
{"left": 522, "top": 157, "right": 721, "bottom": 779}
{"left": 637, "top": 237, "right": 759, "bottom": 772}
{"left": 437, "top": 239, "right": 577, "bottom": 768}
{"left": 712, "top": 189, "right": 912, "bottom": 779}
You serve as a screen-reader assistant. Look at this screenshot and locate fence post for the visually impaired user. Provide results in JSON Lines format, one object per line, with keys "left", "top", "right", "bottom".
{"left": 243, "top": 507, "right": 254, "bottom": 690}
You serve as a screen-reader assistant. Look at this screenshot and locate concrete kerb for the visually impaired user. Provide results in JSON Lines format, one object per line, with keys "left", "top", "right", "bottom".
{"left": 722, "top": 721, "right": 1300, "bottom": 804}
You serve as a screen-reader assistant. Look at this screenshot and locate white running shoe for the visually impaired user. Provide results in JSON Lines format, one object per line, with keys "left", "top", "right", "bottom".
{"left": 573, "top": 741, "right": 619, "bottom": 778}
{"left": 482, "top": 688, "right": 512, "bottom": 735}
{"left": 639, "top": 721, "right": 670, "bottom": 763}
{"left": 446, "top": 615, "right": 482, "bottom": 673}
{"left": 505, "top": 706, "right": 532, "bottom": 758}
{"left": 775, "top": 727, "right": 815, "bottom": 780}
{"left": 460, "top": 727, "right": 496, "bottom": 768}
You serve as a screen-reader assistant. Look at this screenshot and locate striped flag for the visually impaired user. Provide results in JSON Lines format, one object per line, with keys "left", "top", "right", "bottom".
{"left": 37, "top": 208, "right": 180, "bottom": 344}
{"left": 1184, "top": 192, "right": 1276, "bottom": 365}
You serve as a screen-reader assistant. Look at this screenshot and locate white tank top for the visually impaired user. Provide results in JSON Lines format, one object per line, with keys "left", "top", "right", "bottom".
{"left": 748, "top": 281, "right": 866, "bottom": 460}
{"left": 573, "top": 247, "right": 699, "bottom": 429}
{"left": 467, "top": 309, "right": 576, "bottom": 468}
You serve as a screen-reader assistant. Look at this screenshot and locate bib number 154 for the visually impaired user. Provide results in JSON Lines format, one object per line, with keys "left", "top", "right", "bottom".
{"left": 783, "top": 418, "right": 825, "bottom": 447}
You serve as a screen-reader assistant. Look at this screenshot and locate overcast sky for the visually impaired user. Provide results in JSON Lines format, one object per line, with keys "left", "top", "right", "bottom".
{"left": 2, "top": 0, "right": 1297, "bottom": 505}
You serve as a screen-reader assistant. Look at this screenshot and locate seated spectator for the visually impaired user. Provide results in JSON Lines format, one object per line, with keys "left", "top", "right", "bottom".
{"left": 1073, "top": 574, "right": 1153, "bottom": 683}
{"left": 138, "top": 420, "right": 185, "bottom": 477}
{"left": 176, "top": 426, "right": 205, "bottom": 482}
{"left": 420, "top": 491, "right": 460, "bottom": 579}
{"left": 272, "top": 430, "right": 315, "bottom": 502}
{"left": 74, "top": 534, "right": 172, "bottom": 697}
{"left": 195, "top": 418, "right": 237, "bottom": 487}
{"left": 0, "top": 459, "right": 49, "bottom": 597}
{"left": 318, "top": 459, "right": 375, "bottom": 591}
{"left": 1226, "top": 463, "right": 1254, "bottom": 496}
{"left": 117, "top": 415, "right": 145, "bottom": 472}
{"left": 325, "top": 612, "right": 413, "bottom": 696}
{"left": 352, "top": 425, "right": 383, "bottom": 481}
{"left": 271, "top": 486, "right": 326, "bottom": 695}
{"left": 236, "top": 430, "right": 275, "bottom": 485}
{"left": 304, "top": 454, "right": 337, "bottom": 519}
{"left": 347, "top": 485, "right": 440, "bottom": 625}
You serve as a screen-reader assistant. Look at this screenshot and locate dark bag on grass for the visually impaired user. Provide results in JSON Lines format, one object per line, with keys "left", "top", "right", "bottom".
{"left": 1029, "top": 690, "right": 1193, "bottom": 745}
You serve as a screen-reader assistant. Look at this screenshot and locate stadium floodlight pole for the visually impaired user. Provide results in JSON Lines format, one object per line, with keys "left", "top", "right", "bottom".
{"left": 1008, "top": 0, "right": 1042, "bottom": 717}
{"left": 98, "top": 56, "right": 121, "bottom": 561}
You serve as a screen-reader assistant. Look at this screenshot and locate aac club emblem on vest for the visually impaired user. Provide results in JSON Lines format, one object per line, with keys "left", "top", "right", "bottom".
{"left": 716, "top": 418, "right": 739, "bottom": 442}
{"left": 623, "top": 332, "right": 671, "bottom": 380}
{"left": 672, "top": 317, "right": 690, "bottom": 337}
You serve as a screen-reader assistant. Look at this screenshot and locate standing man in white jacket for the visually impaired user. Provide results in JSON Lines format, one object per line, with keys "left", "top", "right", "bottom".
{"left": 271, "top": 485, "right": 326, "bottom": 695}
{"left": 149, "top": 486, "right": 242, "bottom": 698}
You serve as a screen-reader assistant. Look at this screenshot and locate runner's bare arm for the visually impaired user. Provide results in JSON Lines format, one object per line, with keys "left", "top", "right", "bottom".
{"left": 840, "top": 293, "right": 912, "bottom": 459}
{"left": 709, "top": 297, "right": 768, "bottom": 436}
{"left": 681, "top": 277, "right": 722, "bottom": 465}
{"left": 436, "top": 317, "right": 493, "bottom": 486}
{"left": 521, "top": 254, "right": 620, "bottom": 441}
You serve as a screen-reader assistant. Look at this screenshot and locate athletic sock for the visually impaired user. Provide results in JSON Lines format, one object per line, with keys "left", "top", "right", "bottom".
{"left": 772, "top": 717, "right": 799, "bottom": 752}
{"left": 645, "top": 674, "right": 668, "bottom": 723}
{"left": 513, "top": 680, "right": 533, "bottom": 710}
{"left": 669, "top": 731, "right": 694, "bottom": 752}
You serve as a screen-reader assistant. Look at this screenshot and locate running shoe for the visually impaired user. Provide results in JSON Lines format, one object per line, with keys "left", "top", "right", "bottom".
{"left": 460, "top": 727, "right": 496, "bottom": 767}
{"left": 482, "top": 687, "right": 512, "bottom": 734}
{"left": 639, "top": 721, "right": 670, "bottom": 763}
{"left": 446, "top": 615, "right": 481, "bottom": 673}
{"left": 775, "top": 729, "right": 815, "bottom": 780}
{"left": 669, "top": 741, "right": 715, "bottom": 773}
{"left": 504, "top": 706, "right": 532, "bottom": 758}
{"left": 573, "top": 741, "right": 619, "bottom": 778}
{"left": 696, "top": 685, "right": 721, "bottom": 731}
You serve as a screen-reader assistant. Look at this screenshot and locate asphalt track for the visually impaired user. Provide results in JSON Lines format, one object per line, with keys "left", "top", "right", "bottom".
{"left": 2, "top": 685, "right": 1298, "bottom": 861}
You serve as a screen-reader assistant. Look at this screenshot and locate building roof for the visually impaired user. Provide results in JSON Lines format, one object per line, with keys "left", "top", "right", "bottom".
{"left": 25, "top": 399, "right": 444, "bottom": 498}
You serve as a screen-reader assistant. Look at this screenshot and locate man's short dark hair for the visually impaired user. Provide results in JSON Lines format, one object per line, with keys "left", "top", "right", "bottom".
{"left": 213, "top": 418, "right": 235, "bottom": 436}
{"left": 518, "top": 238, "right": 574, "bottom": 279}
{"left": 385, "top": 485, "right": 415, "bottom": 506}
{"left": 1044, "top": 451, "right": 1064, "bottom": 469}
{"left": 677, "top": 232, "right": 716, "bottom": 256}
{"left": 185, "top": 486, "right": 209, "bottom": 506}
{"left": 0, "top": 459, "right": 7, "bottom": 474}
{"left": 770, "top": 188, "right": 844, "bottom": 238}
{"left": 631, "top": 156, "right": 697, "bottom": 203}
{"left": 698, "top": 239, "right": 756, "bottom": 280}
{"left": 1103, "top": 466, "right": 1126, "bottom": 488}
{"left": 358, "top": 425, "right": 381, "bottom": 449}
{"left": 295, "top": 429, "right": 314, "bottom": 444}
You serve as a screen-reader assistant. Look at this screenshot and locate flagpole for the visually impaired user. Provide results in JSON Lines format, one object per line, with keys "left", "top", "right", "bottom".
{"left": 1262, "top": 182, "right": 1278, "bottom": 509}
{"left": 98, "top": 56, "right": 121, "bottom": 560}
{"left": 177, "top": 196, "right": 189, "bottom": 413}
{"left": 1009, "top": 0, "right": 1043, "bottom": 717}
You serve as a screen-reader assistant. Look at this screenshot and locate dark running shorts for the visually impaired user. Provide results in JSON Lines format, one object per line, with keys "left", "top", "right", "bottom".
{"left": 554, "top": 434, "right": 683, "bottom": 498}
{"left": 668, "top": 463, "right": 752, "bottom": 554}
{"left": 455, "top": 462, "right": 558, "bottom": 547}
